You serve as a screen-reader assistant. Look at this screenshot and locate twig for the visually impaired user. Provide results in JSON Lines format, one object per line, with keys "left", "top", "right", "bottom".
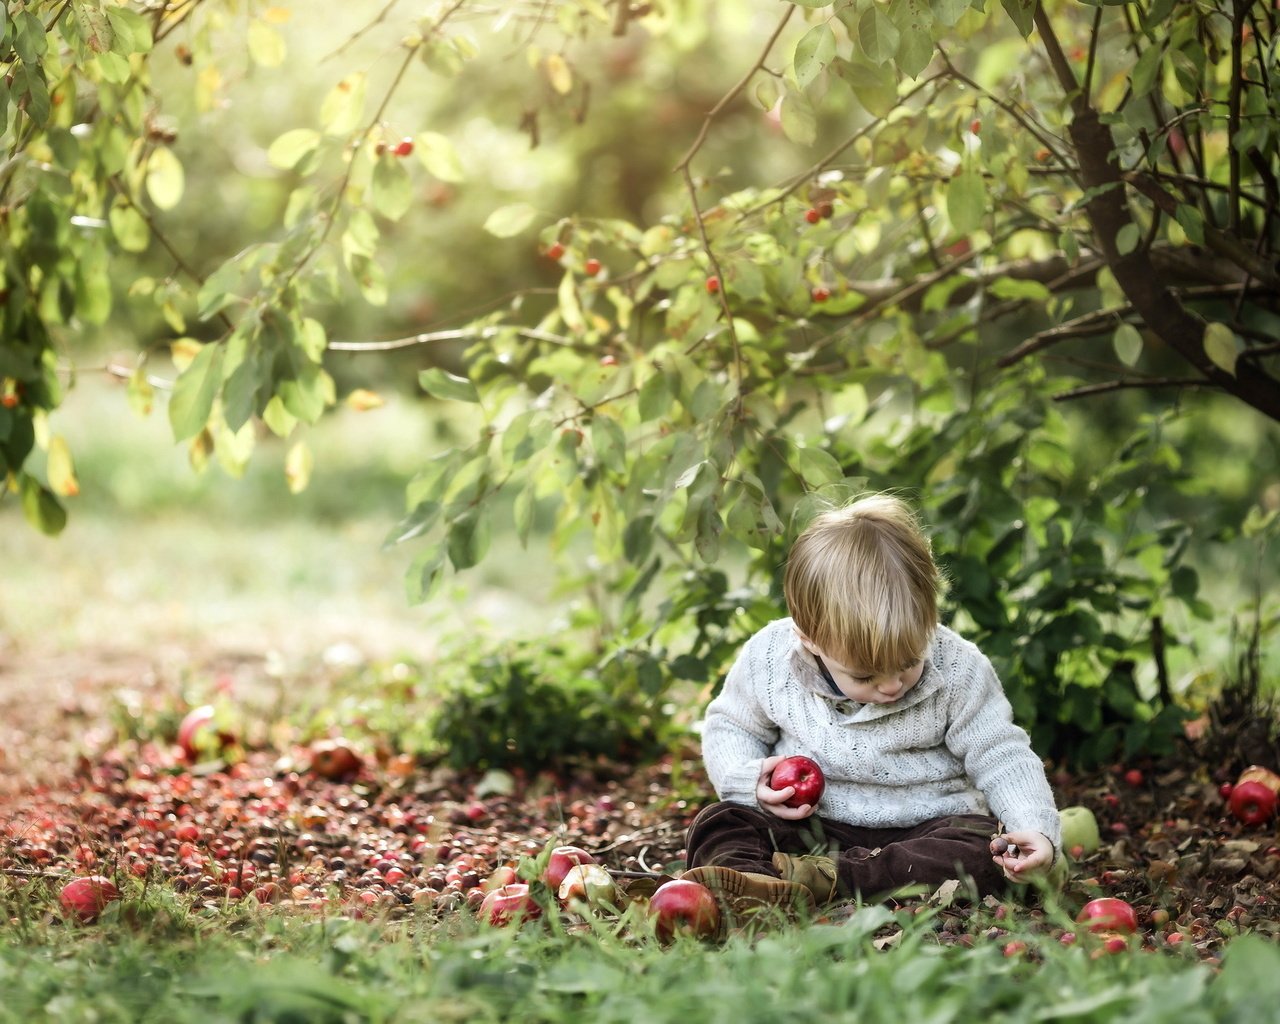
{"left": 1052, "top": 377, "right": 1219, "bottom": 401}
{"left": 328, "top": 325, "right": 576, "bottom": 352}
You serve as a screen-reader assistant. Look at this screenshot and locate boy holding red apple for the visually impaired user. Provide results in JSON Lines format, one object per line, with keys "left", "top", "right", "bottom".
{"left": 682, "top": 494, "right": 1061, "bottom": 920}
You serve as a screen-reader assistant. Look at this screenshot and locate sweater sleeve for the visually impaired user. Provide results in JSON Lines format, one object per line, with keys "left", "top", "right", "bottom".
{"left": 700, "top": 632, "right": 780, "bottom": 806}
{"left": 943, "top": 651, "right": 1062, "bottom": 851}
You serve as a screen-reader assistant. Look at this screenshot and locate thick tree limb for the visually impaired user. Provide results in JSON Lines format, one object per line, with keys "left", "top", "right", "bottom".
{"left": 1033, "top": 6, "right": 1280, "bottom": 422}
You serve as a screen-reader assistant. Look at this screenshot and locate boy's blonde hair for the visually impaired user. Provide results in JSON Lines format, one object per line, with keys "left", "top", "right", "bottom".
{"left": 784, "top": 494, "right": 939, "bottom": 675}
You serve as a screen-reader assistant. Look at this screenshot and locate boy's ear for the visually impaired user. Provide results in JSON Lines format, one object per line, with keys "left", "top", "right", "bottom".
{"left": 793, "top": 627, "right": 816, "bottom": 652}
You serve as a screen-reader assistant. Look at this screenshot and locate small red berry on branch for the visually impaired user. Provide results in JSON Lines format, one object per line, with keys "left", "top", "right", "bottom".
{"left": 394, "top": 138, "right": 414, "bottom": 157}
{"left": 811, "top": 286, "right": 831, "bottom": 303}
{"left": 705, "top": 275, "right": 720, "bottom": 294}
{"left": 584, "top": 258, "right": 602, "bottom": 276}
{"left": 546, "top": 242, "right": 566, "bottom": 261}
{"left": 969, "top": 118, "right": 981, "bottom": 135}
{"left": 804, "top": 208, "right": 821, "bottom": 224}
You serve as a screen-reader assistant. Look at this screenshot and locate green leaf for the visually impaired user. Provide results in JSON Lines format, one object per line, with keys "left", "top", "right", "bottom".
{"left": 790, "top": 0, "right": 835, "bottom": 6}
{"left": 946, "top": 170, "right": 986, "bottom": 234}
{"left": 168, "top": 342, "right": 225, "bottom": 442}
{"left": 1113, "top": 323, "right": 1143, "bottom": 367}
{"left": 858, "top": 8, "right": 901, "bottom": 64}
{"left": 248, "top": 21, "right": 286, "bottom": 67}
{"left": 1202, "top": 323, "right": 1238, "bottom": 375}
{"left": 447, "top": 507, "right": 491, "bottom": 569}
{"left": 267, "top": 129, "right": 322, "bottom": 170}
{"left": 999, "top": 0, "right": 1038, "bottom": 37}
{"left": 320, "top": 73, "right": 366, "bottom": 136}
{"left": 405, "top": 544, "right": 447, "bottom": 604}
{"left": 591, "top": 416, "right": 627, "bottom": 474}
{"left": 72, "top": 0, "right": 113, "bottom": 53}
{"left": 794, "top": 445, "right": 844, "bottom": 487}
{"left": 419, "top": 368, "right": 480, "bottom": 403}
{"left": 371, "top": 157, "right": 413, "bottom": 221}
{"left": 1115, "top": 223, "right": 1140, "bottom": 256}
{"left": 1175, "top": 203, "right": 1205, "bottom": 245}
{"left": 146, "top": 147, "right": 185, "bottom": 210}
{"left": 793, "top": 24, "right": 837, "bottom": 90}
{"left": 833, "top": 58, "right": 899, "bottom": 118}
{"left": 415, "top": 131, "right": 464, "bottom": 182}
{"left": 483, "top": 203, "right": 539, "bottom": 238}
{"left": 987, "top": 277, "right": 1051, "bottom": 301}
{"left": 779, "top": 91, "right": 817, "bottom": 146}
{"left": 21, "top": 475, "right": 66, "bottom": 536}
{"left": 104, "top": 5, "right": 151, "bottom": 53}
{"left": 1130, "top": 43, "right": 1163, "bottom": 99}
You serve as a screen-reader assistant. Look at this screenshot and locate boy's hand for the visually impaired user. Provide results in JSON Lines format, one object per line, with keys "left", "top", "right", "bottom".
{"left": 755, "top": 755, "right": 816, "bottom": 820}
{"left": 990, "top": 830, "right": 1054, "bottom": 881}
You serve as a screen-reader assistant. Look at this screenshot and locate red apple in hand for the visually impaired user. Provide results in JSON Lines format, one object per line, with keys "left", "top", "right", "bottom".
{"left": 1228, "top": 780, "right": 1277, "bottom": 826}
{"left": 648, "top": 879, "right": 720, "bottom": 942}
{"left": 543, "top": 845, "right": 596, "bottom": 892}
{"left": 1076, "top": 897, "right": 1138, "bottom": 934}
{"left": 769, "top": 755, "right": 825, "bottom": 808}
{"left": 479, "top": 883, "right": 542, "bottom": 926}
{"left": 59, "top": 876, "right": 120, "bottom": 922}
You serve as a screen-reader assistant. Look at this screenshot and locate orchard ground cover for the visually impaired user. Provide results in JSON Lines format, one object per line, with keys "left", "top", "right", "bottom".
{"left": 2, "top": 639, "right": 1280, "bottom": 1022}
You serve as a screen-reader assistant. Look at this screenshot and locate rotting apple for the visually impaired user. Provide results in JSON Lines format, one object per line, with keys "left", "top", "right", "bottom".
{"left": 557, "top": 863, "right": 618, "bottom": 907}
{"left": 177, "top": 705, "right": 234, "bottom": 761}
{"left": 648, "top": 879, "right": 720, "bottom": 943}
{"left": 479, "top": 883, "right": 542, "bottom": 926}
{"left": 308, "top": 738, "right": 364, "bottom": 780}
{"left": 1228, "top": 780, "right": 1277, "bottom": 826}
{"left": 769, "top": 755, "right": 826, "bottom": 809}
{"left": 543, "top": 845, "right": 597, "bottom": 893}
{"left": 1076, "top": 897, "right": 1138, "bottom": 935}
{"left": 1237, "top": 765, "right": 1280, "bottom": 795}
{"left": 59, "top": 876, "right": 120, "bottom": 922}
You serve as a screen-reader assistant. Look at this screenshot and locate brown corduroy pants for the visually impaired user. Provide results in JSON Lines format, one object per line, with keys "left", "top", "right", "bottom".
{"left": 685, "top": 800, "right": 1007, "bottom": 902}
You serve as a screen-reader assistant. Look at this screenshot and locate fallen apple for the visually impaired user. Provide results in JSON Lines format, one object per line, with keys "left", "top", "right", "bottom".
{"left": 648, "top": 879, "right": 720, "bottom": 943}
{"left": 59, "top": 875, "right": 120, "bottom": 922}
{"left": 769, "top": 755, "right": 825, "bottom": 809}
{"left": 557, "top": 863, "right": 618, "bottom": 907}
{"left": 1076, "top": 897, "right": 1138, "bottom": 935}
{"left": 1059, "top": 805, "right": 1101, "bottom": 857}
{"left": 308, "top": 738, "right": 364, "bottom": 780}
{"left": 176, "top": 705, "right": 234, "bottom": 761}
{"left": 1228, "top": 779, "right": 1277, "bottom": 826}
{"left": 1237, "top": 765, "right": 1280, "bottom": 795}
{"left": 543, "top": 845, "right": 597, "bottom": 893}
{"left": 479, "top": 883, "right": 542, "bottom": 926}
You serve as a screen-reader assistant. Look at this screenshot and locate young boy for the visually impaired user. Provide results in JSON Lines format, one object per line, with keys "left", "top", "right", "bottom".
{"left": 681, "top": 494, "right": 1061, "bottom": 919}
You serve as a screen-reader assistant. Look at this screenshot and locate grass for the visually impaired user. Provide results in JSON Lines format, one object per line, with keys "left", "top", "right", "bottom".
{"left": 2, "top": 888, "right": 1277, "bottom": 1024}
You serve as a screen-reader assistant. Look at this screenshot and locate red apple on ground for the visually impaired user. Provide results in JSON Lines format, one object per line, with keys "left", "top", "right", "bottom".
{"left": 308, "top": 738, "right": 364, "bottom": 780}
{"left": 59, "top": 876, "right": 120, "bottom": 921}
{"left": 479, "top": 883, "right": 542, "bottom": 926}
{"left": 177, "top": 705, "right": 234, "bottom": 761}
{"left": 1076, "top": 897, "right": 1138, "bottom": 934}
{"left": 556, "top": 863, "right": 618, "bottom": 907}
{"left": 1237, "top": 765, "right": 1280, "bottom": 795}
{"left": 769, "top": 755, "right": 825, "bottom": 809}
{"left": 1228, "top": 780, "right": 1277, "bottom": 826}
{"left": 543, "top": 845, "right": 596, "bottom": 892}
{"left": 648, "top": 879, "right": 720, "bottom": 942}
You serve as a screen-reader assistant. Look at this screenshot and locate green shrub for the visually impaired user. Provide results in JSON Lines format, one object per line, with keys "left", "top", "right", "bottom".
{"left": 428, "top": 641, "right": 664, "bottom": 773}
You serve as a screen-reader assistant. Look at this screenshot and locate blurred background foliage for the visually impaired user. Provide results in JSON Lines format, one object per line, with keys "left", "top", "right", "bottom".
{"left": 2, "top": 0, "right": 1278, "bottom": 771}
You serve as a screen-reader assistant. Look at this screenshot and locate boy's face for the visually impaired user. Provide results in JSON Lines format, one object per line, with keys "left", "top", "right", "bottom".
{"left": 796, "top": 632, "right": 925, "bottom": 705}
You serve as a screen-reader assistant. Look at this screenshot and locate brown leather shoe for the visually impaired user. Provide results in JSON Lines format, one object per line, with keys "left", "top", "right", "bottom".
{"left": 771, "top": 851, "right": 838, "bottom": 903}
{"left": 680, "top": 865, "right": 816, "bottom": 933}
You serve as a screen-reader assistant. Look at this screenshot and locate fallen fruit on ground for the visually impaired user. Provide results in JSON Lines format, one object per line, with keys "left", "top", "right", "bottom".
{"left": 1236, "top": 765, "right": 1280, "bottom": 795}
{"left": 557, "top": 863, "right": 618, "bottom": 907}
{"left": 648, "top": 879, "right": 720, "bottom": 943}
{"left": 1228, "top": 780, "right": 1277, "bottom": 826}
{"left": 308, "top": 738, "right": 364, "bottom": 780}
{"left": 543, "top": 845, "right": 597, "bottom": 892}
{"left": 59, "top": 876, "right": 121, "bottom": 921}
{"left": 176, "top": 705, "right": 233, "bottom": 761}
{"left": 1077, "top": 897, "right": 1138, "bottom": 934}
{"left": 1059, "top": 805, "right": 1102, "bottom": 856}
{"left": 479, "top": 883, "right": 542, "bottom": 926}
{"left": 769, "top": 755, "right": 825, "bottom": 809}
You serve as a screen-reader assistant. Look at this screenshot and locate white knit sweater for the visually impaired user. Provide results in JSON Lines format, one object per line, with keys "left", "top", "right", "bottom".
{"left": 701, "top": 618, "right": 1061, "bottom": 850}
